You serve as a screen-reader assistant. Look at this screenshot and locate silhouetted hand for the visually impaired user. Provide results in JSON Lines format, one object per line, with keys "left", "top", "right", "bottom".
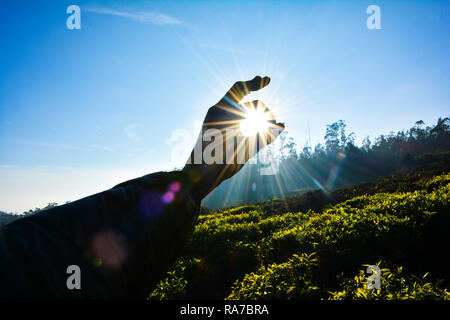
{"left": 183, "top": 76, "right": 285, "bottom": 202}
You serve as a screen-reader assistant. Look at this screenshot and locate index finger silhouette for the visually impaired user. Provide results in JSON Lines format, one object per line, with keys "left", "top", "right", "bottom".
{"left": 222, "top": 76, "right": 271, "bottom": 105}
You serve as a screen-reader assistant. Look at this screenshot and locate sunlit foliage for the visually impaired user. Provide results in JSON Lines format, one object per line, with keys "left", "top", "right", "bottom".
{"left": 149, "top": 171, "right": 450, "bottom": 300}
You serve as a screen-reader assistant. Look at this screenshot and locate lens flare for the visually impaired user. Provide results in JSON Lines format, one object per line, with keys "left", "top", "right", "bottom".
{"left": 240, "top": 108, "right": 270, "bottom": 136}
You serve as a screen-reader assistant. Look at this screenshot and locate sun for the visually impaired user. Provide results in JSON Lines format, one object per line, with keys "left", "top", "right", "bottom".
{"left": 240, "top": 108, "right": 270, "bottom": 136}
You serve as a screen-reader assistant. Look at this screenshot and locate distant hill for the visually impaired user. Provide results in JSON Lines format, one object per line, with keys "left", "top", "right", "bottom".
{"left": 0, "top": 203, "right": 60, "bottom": 226}
{"left": 0, "top": 213, "right": 23, "bottom": 226}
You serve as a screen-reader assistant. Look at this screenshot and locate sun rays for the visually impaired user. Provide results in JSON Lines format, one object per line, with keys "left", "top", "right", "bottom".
{"left": 240, "top": 107, "right": 270, "bottom": 136}
{"left": 171, "top": 15, "right": 326, "bottom": 208}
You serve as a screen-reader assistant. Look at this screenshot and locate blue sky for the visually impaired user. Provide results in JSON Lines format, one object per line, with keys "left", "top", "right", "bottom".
{"left": 1, "top": 0, "right": 449, "bottom": 212}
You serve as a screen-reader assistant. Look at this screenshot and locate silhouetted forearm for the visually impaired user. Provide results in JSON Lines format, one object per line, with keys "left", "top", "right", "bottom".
{"left": 0, "top": 171, "right": 199, "bottom": 299}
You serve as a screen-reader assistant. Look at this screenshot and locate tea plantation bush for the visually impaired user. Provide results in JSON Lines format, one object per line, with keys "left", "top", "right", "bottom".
{"left": 149, "top": 173, "right": 450, "bottom": 300}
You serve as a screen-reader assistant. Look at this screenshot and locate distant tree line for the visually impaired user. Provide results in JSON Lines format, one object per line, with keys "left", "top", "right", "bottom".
{"left": 22, "top": 202, "right": 59, "bottom": 215}
{"left": 203, "top": 116, "right": 450, "bottom": 209}
{"left": 0, "top": 202, "right": 63, "bottom": 226}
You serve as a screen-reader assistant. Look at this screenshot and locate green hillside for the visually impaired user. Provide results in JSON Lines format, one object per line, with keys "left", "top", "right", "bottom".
{"left": 149, "top": 158, "right": 450, "bottom": 300}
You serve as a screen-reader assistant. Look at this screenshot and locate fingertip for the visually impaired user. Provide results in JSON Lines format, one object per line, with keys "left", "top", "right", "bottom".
{"left": 247, "top": 75, "right": 271, "bottom": 91}
{"left": 225, "top": 76, "right": 271, "bottom": 103}
{"left": 257, "top": 76, "right": 270, "bottom": 89}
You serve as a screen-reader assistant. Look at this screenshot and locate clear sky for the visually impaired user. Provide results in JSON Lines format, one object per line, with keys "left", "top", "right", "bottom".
{"left": 1, "top": 0, "right": 449, "bottom": 212}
